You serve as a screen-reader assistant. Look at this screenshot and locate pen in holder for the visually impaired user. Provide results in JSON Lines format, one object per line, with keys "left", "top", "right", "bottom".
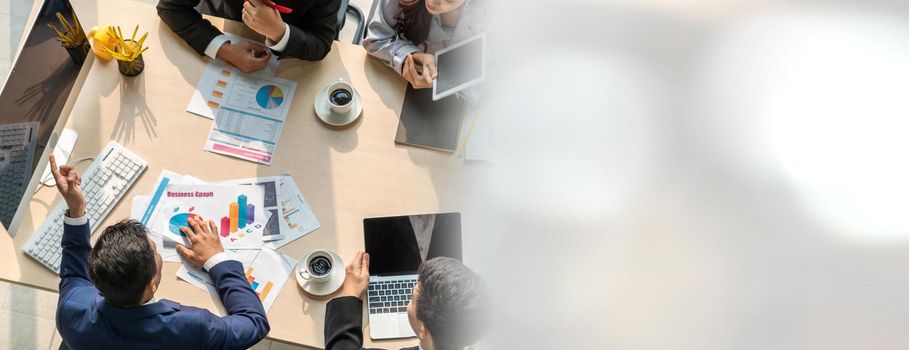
{"left": 100, "top": 25, "right": 149, "bottom": 77}
{"left": 47, "top": 12, "right": 90, "bottom": 65}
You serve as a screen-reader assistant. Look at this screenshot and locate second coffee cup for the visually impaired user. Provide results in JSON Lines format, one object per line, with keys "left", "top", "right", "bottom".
{"left": 298, "top": 249, "right": 336, "bottom": 284}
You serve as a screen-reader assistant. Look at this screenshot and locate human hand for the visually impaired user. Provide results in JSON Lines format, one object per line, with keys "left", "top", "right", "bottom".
{"left": 216, "top": 41, "right": 271, "bottom": 73}
{"left": 49, "top": 155, "right": 85, "bottom": 218}
{"left": 242, "top": 0, "right": 286, "bottom": 43}
{"left": 402, "top": 52, "right": 437, "bottom": 89}
{"left": 175, "top": 217, "right": 225, "bottom": 268}
{"left": 338, "top": 251, "right": 370, "bottom": 299}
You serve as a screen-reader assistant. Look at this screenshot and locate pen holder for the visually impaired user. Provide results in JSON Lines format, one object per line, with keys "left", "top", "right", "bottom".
{"left": 63, "top": 37, "right": 90, "bottom": 65}
{"left": 116, "top": 40, "right": 145, "bottom": 77}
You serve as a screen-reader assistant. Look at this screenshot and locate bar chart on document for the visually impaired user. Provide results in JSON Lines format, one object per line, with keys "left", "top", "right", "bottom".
{"left": 177, "top": 248, "right": 296, "bottom": 311}
{"left": 153, "top": 184, "right": 268, "bottom": 249}
{"left": 244, "top": 248, "right": 295, "bottom": 309}
{"left": 205, "top": 74, "right": 297, "bottom": 165}
{"left": 265, "top": 176, "right": 321, "bottom": 249}
{"left": 186, "top": 33, "right": 279, "bottom": 119}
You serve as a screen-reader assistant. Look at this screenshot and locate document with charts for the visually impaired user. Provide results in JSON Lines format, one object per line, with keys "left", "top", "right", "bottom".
{"left": 187, "top": 33, "right": 280, "bottom": 119}
{"left": 268, "top": 175, "right": 320, "bottom": 249}
{"left": 177, "top": 248, "right": 296, "bottom": 312}
{"left": 203, "top": 73, "right": 297, "bottom": 165}
{"left": 147, "top": 183, "right": 269, "bottom": 249}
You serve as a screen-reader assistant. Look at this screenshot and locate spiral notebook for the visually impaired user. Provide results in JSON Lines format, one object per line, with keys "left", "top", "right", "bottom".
{"left": 395, "top": 85, "right": 467, "bottom": 152}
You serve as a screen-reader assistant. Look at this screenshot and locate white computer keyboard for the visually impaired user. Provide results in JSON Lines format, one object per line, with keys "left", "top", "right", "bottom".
{"left": 23, "top": 141, "right": 147, "bottom": 274}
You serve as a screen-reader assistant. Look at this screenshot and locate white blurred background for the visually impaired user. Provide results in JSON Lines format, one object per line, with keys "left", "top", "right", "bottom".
{"left": 467, "top": 0, "right": 909, "bottom": 348}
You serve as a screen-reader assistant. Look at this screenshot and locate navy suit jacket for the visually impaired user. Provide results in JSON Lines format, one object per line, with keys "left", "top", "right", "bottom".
{"left": 56, "top": 220, "right": 270, "bottom": 350}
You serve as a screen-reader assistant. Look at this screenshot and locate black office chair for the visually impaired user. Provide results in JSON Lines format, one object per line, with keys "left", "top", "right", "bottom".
{"left": 360, "top": 0, "right": 380, "bottom": 42}
{"left": 336, "top": 0, "right": 367, "bottom": 44}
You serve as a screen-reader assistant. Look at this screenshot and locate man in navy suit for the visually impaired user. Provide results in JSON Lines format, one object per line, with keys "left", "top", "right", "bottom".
{"left": 49, "top": 155, "right": 270, "bottom": 350}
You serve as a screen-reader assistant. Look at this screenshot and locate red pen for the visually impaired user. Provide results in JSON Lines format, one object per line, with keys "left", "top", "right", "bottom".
{"left": 245, "top": 0, "right": 293, "bottom": 14}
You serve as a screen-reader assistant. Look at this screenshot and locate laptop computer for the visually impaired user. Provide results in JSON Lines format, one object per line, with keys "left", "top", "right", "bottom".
{"left": 363, "top": 212, "right": 462, "bottom": 340}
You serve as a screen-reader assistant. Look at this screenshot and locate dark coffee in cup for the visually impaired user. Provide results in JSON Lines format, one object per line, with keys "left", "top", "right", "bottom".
{"left": 308, "top": 256, "right": 332, "bottom": 277}
{"left": 330, "top": 89, "right": 353, "bottom": 106}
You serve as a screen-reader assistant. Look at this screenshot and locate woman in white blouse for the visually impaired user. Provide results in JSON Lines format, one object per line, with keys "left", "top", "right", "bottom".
{"left": 363, "top": 0, "right": 488, "bottom": 89}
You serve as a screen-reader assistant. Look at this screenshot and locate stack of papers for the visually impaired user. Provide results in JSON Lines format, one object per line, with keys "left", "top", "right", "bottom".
{"left": 131, "top": 170, "right": 320, "bottom": 311}
{"left": 187, "top": 33, "right": 297, "bottom": 165}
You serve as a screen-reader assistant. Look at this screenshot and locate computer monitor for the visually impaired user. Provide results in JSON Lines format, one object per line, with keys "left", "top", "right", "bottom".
{"left": 0, "top": 0, "right": 92, "bottom": 233}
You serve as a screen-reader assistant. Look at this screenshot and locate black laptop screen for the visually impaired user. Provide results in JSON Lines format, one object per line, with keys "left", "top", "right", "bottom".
{"left": 364, "top": 213, "right": 462, "bottom": 276}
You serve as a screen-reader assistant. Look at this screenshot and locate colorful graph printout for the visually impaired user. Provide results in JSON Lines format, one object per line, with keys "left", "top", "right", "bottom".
{"left": 176, "top": 248, "right": 295, "bottom": 312}
{"left": 150, "top": 184, "right": 267, "bottom": 249}
{"left": 255, "top": 85, "right": 284, "bottom": 109}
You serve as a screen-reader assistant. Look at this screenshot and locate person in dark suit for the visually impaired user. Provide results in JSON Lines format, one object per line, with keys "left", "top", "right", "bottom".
{"left": 157, "top": 0, "right": 340, "bottom": 72}
{"left": 325, "top": 252, "right": 487, "bottom": 350}
{"left": 49, "top": 155, "right": 269, "bottom": 350}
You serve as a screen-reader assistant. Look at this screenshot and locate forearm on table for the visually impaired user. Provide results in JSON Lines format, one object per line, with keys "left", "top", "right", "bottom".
{"left": 157, "top": 0, "right": 223, "bottom": 55}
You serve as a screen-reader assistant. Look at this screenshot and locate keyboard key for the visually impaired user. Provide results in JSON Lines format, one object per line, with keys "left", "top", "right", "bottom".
{"left": 368, "top": 291, "right": 378, "bottom": 296}
{"left": 369, "top": 297, "right": 380, "bottom": 302}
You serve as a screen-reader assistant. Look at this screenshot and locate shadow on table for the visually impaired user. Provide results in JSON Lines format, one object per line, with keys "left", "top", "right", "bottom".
{"left": 111, "top": 73, "right": 158, "bottom": 145}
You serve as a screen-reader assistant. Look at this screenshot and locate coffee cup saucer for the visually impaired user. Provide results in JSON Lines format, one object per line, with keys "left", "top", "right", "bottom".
{"left": 295, "top": 250, "right": 346, "bottom": 297}
{"left": 314, "top": 85, "right": 363, "bottom": 127}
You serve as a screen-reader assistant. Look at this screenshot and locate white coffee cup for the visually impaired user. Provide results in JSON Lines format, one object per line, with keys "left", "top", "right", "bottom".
{"left": 326, "top": 80, "right": 355, "bottom": 114}
{"left": 298, "top": 249, "right": 336, "bottom": 284}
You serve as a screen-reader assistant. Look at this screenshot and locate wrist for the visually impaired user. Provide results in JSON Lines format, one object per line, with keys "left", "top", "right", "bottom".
{"left": 339, "top": 289, "right": 363, "bottom": 300}
{"left": 267, "top": 24, "right": 286, "bottom": 43}
{"left": 66, "top": 203, "right": 86, "bottom": 218}
{"left": 215, "top": 42, "right": 232, "bottom": 60}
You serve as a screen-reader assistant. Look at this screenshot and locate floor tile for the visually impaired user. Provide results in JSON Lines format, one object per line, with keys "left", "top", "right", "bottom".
{"left": 50, "top": 330, "right": 64, "bottom": 350}
{"left": 248, "top": 339, "right": 272, "bottom": 350}
{"left": 0, "top": 0, "right": 32, "bottom": 17}
{"left": 0, "top": 281, "right": 11, "bottom": 307}
{"left": 0, "top": 309, "right": 57, "bottom": 350}
{"left": 270, "top": 340, "right": 309, "bottom": 350}
{"left": 2, "top": 283, "right": 59, "bottom": 321}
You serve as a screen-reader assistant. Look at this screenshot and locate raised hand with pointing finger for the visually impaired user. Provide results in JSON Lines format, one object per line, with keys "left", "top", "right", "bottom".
{"left": 49, "top": 154, "right": 86, "bottom": 218}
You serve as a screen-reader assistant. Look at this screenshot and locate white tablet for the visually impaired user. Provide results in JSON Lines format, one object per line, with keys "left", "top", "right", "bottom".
{"left": 433, "top": 33, "right": 486, "bottom": 101}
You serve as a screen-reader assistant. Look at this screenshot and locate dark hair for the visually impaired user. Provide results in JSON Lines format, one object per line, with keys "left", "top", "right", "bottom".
{"left": 88, "top": 219, "right": 157, "bottom": 308}
{"left": 395, "top": 0, "right": 433, "bottom": 45}
{"left": 415, "top": 257, "right": 488, "bottom": 350}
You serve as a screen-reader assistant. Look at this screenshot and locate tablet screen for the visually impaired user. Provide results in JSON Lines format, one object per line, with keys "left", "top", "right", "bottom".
{"left": 435, "top": 36, "right": 485, "bottom": 97}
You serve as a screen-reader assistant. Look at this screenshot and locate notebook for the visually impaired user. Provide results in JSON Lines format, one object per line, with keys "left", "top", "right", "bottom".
{"left": 395, "top": 85, "right": 467, "bottom": 152}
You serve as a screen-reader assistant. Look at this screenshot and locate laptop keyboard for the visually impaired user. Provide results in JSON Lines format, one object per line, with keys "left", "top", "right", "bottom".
{"left": 368, "top": 278, "right": 417, "bottom": 314}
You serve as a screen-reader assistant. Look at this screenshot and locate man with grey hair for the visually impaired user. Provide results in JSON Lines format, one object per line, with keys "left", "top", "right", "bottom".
{"left": 325, "top": 252, "right": 487, "bottom": 350}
